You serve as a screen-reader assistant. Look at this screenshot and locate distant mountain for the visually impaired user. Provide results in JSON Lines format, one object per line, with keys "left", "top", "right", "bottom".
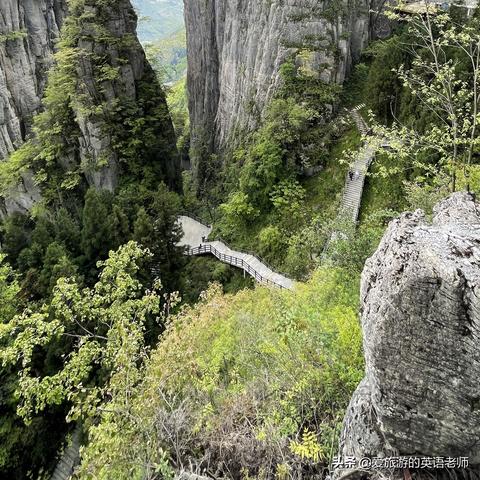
{"left": 131, "top": 0, "right": 184, "bottom": 42}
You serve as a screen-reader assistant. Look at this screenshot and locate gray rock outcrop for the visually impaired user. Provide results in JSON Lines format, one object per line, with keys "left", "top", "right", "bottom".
{"left": 44, "top": 0, "right": 179, "bottom": 194}
{"left": 337, "top": 192, "right": 480, "bottom": 476}
{"left": 185, "top": 0, "right": 370, "bottom": 182}
{"left": 49, "top": 0, "right": 179, "bottom": 194}
{"left": 0, "top": 0, "right": 67, "bottom": 160}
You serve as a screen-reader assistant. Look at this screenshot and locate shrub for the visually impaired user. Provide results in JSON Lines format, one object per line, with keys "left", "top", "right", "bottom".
{"left": 79, "top": 267, "right": 363, "bottom": 478}
{"left": 258, "top": 225, "right": 285, "bottom": 261}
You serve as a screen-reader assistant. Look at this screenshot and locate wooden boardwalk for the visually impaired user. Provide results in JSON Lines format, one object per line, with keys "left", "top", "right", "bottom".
{"left": 340, "top": 146, "right": 375, "bottom": 222}
{"left": 178, "top": 215, "right": 294, "bottom": 289}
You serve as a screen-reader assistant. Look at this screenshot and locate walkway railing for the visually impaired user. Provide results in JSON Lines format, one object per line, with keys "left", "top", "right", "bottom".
{"left": 182, "top": 211, "right": 211, "bottom": 228}
{"left": 323, "top": 107, "right": 375, "bottom": 256}
{"left": 187, "top": 243, "right": 289, "bottom": 289}
{"left": 214, "top": 235, "right": 291, "bottom": 279}
{"left": 340, "top": 107, "right": 375, "bottom": 223}
{"left": 180, "top": 213, "right": 293, "bottom": 289}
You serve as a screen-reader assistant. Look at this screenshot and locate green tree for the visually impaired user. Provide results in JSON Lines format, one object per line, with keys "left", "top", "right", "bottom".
{"left": 0, "top": 242, "right": 168, "bottom": 426}
{"left": 37, "top": 242, "right": 78, "bottom": 296}
{"left": 270, "top": 180, "right": 306, "bottom": 230}
{"left": 237, "top": 98, "right": 314, "bottom": 210}
{"left": 218, "top": 191, "right": 260, "bottom": 238}
{"left": 54, "top": 208, "right": 82, "bottom": 257}
{"left": 364, "top": 35, "right": 412, "bottom": 123}
{"left": 133, "top": 207, "right": 154, "bottom": 245}
{"left": 16, "top": 215, "right": 55, "bottom": 272}
{"left": 0, "top": 255, "right": 66, "bottom": 478}
{"left": 0, "top": 255, "right": 19, "bottom": 322}
{"left": 81, "top": 188, "right": 114, "bottom": 267}
{"left": 370, "top": 10, "right": 480, "bottom": 192}
{"left": 0, "top": 213, "right": 33, "bottom": 267}
{"left": 110, "top": 204, "right": 131, "bottom": 248}
{"left": 133, "top": 183, "right": 184, "bottom": 291}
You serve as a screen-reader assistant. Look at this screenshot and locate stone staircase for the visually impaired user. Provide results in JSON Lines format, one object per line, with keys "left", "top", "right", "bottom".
{"left": 322, "top": 107, "right": 375, "bottom": 256}
{"left": 50, "top": 425, "right": 82, "bottom": 480}
{"left": 339, "top": 106, "right": 374, "bottom": 223}
{"left": 340, "top": 145, "right": 375, "bottom": 222}
{"left": 350, "top": 104, "right": 369, "bottom": 135}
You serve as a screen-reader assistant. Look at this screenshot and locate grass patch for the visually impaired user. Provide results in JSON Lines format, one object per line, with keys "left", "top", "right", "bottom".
{"left": 81, "top": 267, "right": 363, "bottom": 478}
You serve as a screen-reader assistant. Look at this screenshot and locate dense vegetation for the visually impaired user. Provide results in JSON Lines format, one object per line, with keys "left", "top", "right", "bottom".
{"left": 185, "top": 8, "right": 480, "bottom": 281}
{"left": 0, "top": 0, "right": 186, "bottom": 476}
{"left": 0, "top": 2, "right": 479, "bottom": 479}
{"left": 77, "top": 267, "right": 362, "bottom": 479}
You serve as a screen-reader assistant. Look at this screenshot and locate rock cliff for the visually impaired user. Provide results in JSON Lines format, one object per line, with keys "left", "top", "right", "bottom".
{"left": 0, "top": 0, "right": 180, "bottom": 216}
{"left": 0, "top": 0, "right": 67, "bottom": 160}
{"left": 184, "top": 0, "right": 370, "bottom": 180}
{"left": 336, "top": 192, "right": 480, "bottom": 478}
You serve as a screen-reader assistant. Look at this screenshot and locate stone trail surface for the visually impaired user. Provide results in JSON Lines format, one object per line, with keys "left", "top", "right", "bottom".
{"left": 50, "top": 425, "right": 81, "bottom": 480}
{"left": 339, "top": 108, "right": 374, "bottom": 223}
{"left": 340, "top": 144, "right": 374, "bottom": 223}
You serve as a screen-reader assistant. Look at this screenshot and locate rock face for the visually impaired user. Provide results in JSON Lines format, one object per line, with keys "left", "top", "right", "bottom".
{"left": 72, "top": 0, "right": 148, "bottom": 192}
{"left": 184, "top": 0, "right": 370, "bottom": 180}
{"left": 46, "top": 0, "right": 179, "bottom": 194}
{"left": 0, "top": 0, "right": 67, "bottom": 160}
{"left": 337, "top": 192, "right": 480, "bottom": 475}
{"left": 54, "top": 0, "right": 179, "bottom": 193}
{"left": 0, "top": 0, "right": 180, "bottom": 216}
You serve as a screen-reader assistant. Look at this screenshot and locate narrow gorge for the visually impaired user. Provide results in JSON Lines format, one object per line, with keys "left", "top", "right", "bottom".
{"left": 0, "top": 0, "right": 180, "bottom": 217}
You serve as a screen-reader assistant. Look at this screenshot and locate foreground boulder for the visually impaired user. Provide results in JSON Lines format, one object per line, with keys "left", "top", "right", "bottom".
{"left": 336, "top": 192, "right": 480, "bottom": 477}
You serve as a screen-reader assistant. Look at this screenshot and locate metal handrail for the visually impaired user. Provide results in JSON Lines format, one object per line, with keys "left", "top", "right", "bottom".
{"left": 213, "top": 236, "right": 290, "bottom": 278}
{"left": 181, "top": 213, "right": 290, "bottom": 278}
{"left": 186, "top": 244, "right": 287, "bottom": 289}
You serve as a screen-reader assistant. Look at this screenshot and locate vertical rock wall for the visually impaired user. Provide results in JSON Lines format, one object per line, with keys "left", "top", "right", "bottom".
{"left": 184, "top": 0, "right": 371, "bottom": 179}
{"left": 0, "top": 0, "right": 67, "bottom": 160}
{"left": 336, "top": 192, "right": 480, "bottom": 478}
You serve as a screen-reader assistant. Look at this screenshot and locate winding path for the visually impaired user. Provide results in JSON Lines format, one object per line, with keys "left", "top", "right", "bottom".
{"left": 178, "top": 216, "right": 294, "bottom": 289}
{"left": 322, "top": 106, "right": 376, "bottom": 256}
{"left": 178, "top": 107, "right": 376, "bottom": 281}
